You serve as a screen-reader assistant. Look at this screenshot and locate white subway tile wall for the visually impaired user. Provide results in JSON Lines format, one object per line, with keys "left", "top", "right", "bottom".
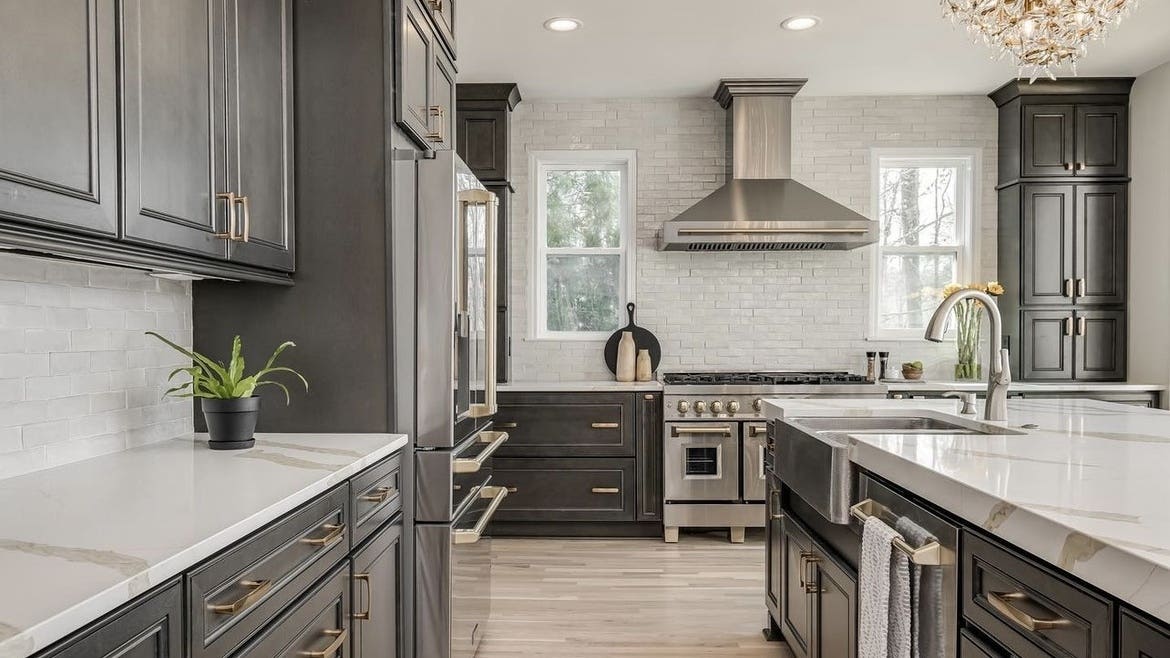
{"left": 508, "top": 96, "right": 999, "bottom": 381}
{"left": 0, "top": 254, "right": 193, "bottom": 479}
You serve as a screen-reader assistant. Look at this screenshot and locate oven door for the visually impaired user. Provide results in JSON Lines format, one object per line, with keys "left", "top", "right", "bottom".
{"left": 743, "top": 423, "right": 767, "bottom": 502}
{"left": 664, "top": 422, "right": 740, "bottom": 501}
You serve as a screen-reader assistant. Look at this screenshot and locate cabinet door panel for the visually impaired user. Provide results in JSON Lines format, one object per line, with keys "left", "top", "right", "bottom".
{"left": 1021, "top": 185, "right": 1075, "bottom": 306}
{"left": 0, "top": 0, "right": 117, "bottom": 235}
{"left": 121, "top": 0, "right": 226, "bottom": 258}
{"left": 636, "top": 393, "right": 663, "bottom": 521}
{"left": 766, "top": 487, "right": 783, "bottom": 620}
{"left": 420, "top": 0, "right": 455, "bottom": 59}
{"left": 225, "top": 0, "right": 295, "bottom": 270}
{"left": 1075, "top": 309, "right": 1126, "bottom": 381}
{"left": 396, "top": 0, "right": 434, "bottom": 148}
{"left": 780, "top": 515, "right": 813, "bottom": 658}
{"left": 1120, "top": 608, "right": 1170, "bottom": 658}
{"left": 1022, "top": 105, "right": 1075, "bottom": 177}
{"left": 460, "top": 110, "right": 507, "bottom": 181}
{"left": 813, "top": 552, "right": 856, "bottom": 658}
{"left": 1075, "top": 184, "right": 1126, "bottom": 305}
{"left": 41, "top": 581, "right": 182, "bottom": 658}
{"left": 353, "top": 520, "right": 403, "bottom": 658}
{"left": 1021, "top": 310, "right": 1074, "bottom": 381}
{"left": 1076, "top": 105, "right": 1127, "bottom": 177}
{"left": 431, "top": 50, "right": 457, "bottom": 151}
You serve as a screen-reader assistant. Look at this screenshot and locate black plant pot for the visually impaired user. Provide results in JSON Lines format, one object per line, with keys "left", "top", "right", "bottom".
{"left": 201, "top": 397, "right": 261, "bottom": 450}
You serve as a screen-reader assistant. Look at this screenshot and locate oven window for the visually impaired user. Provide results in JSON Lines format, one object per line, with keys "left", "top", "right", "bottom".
{"left": 684, "top": 446, "right": 720, "bottom": 477}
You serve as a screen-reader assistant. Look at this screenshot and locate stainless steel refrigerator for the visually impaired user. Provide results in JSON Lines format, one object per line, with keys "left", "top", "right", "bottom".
{"left": 414, "top": 151, "right": 509, "bottom": 658}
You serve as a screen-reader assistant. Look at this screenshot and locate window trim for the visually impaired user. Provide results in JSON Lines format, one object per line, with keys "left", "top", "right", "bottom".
{"left": 868, "top": 148, "right": 981, "bottom": 341}
{"left": 528, "top": 149, "right": 638, "bottom": 341}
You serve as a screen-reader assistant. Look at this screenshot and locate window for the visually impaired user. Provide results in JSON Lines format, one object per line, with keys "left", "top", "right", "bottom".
{"left": 530, "top": 150, "right": 636, "bottom": 340}
{"left": 870, "top": 149, "right": 979, "bottom": 339}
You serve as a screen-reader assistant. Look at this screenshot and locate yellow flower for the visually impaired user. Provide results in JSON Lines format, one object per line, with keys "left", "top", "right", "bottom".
{"left": 987, "top": 282, "right": 1005, "bottom": 296}
{"left": 941, "top": 283, "right": 963, "bottom": 298}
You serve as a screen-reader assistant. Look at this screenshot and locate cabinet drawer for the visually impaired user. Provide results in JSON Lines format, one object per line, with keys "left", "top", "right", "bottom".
{"left": 1120, "top": 607, "right": 1170, "bottom": 657}
{"left": 495, "top": 393, "right": 635, "bottom": 457}
{"left": 39, "top": 580, "right": 183, "bottom": 658}
{"left": 962, "top": 532, "right": 1112, "bottom": 658}
{"left": 492, "top": 457, "right": 636, "bottom": 522}
{"left": 959, "top": 629, "right": 1009, "bottom": 658}
{"left": 189, "top": 485, "right": 349, "bottom": 658}
{"left": 350, "top": 454, "right": 403, "bottom": 548}
{"left": 234, "top": 562, "right": 350, "bottom": 657}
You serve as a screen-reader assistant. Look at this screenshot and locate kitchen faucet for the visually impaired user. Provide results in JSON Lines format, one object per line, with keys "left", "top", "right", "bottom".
{"left": 924, "top": 289, "right": 1011, "bottom": 422}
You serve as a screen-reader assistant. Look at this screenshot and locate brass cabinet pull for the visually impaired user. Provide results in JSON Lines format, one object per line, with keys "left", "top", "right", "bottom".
{"left": 215, "top": 192, "right": 239, "bottom": 240}
{"left": 506, "top": 486, "right": 518, "bottom": 493}
{"left": 804, "top": 553, "right": 821, "bottom": 594}
{"left": 591, "top": 422, "right": 620, "bottom": 429}
{"left": 671, "top": 425, "right": 733, "bottom": 437}
{"left": 1063, "top": 279, "right": 1073, "bottom": 298}
{"left": 1075, "top": 278, "right": 1086, "bottom": 298}
{"left": 352, "top": 573, "right": 372, "bottom": 621}
{"left": 1077, "top": 316, "right": 1087, "bottom": 336}
{"left": 452, "top": 431, "right": 509, "bottom": 474}
{"left": 798, "top": 551, "right": 819, "bottom": 593}
{"left": 495, "top": 422, "right": 518, "bottom": 429}
{"left": 1063, "top": 162, "right": 1074, "bottom": 171}
{"left": 1063, "top": 317, "right": 1074, "bottom": 336}
{"left": 207, "top": 578, "right": 272, "bottom": 615}
{"left": 1075, "top": 162, "right": 1086, "bottom": 171}
{"left": 299, "top": 628, "right": 348, "bottom": 658}
{"left": 988, "top": 591, "right": 1074, "bottom": 632}
{"left": 426, "top": 105, "right": 446, "bottom": 143}
{"left": 300, "top": 523, "right": 345, "bottom": 548}
{"left": 360, "top": 486, "right": 396, "bottom": 503}
{"left": 591, "top": 487, "right": 620, "bottom": 494}
{"left": 427, "top": 0, "right": 443, "bottom": 11}
{"left": 233, "top": 196, "right": 251, "bottom": 242}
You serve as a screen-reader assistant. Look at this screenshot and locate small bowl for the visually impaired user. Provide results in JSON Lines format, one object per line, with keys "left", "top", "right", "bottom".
{"left": 902, "top": 368, "right": 924, "bottom": 381}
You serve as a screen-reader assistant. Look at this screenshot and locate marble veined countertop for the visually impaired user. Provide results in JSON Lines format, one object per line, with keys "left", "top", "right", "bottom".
{"left": 498, "top": 380, "right": 663, "bottom": 392}
{"left": 884, "top": 380, "right": 1166, "bottom": 393}
{"left": 0, "top": 433, "right": 408, "bottom": 658}
{"left": 763, "top": 397, "right": 1170, "bottom": 623}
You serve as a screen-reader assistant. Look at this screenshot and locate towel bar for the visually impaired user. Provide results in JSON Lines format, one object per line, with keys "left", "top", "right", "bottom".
{"left": 850, "top": 499, "right": 954, "bottom": 566}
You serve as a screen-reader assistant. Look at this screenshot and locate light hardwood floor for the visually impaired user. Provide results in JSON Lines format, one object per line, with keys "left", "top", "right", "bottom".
{"left": 479, "top": 532, "right": 794, "bottom": 657}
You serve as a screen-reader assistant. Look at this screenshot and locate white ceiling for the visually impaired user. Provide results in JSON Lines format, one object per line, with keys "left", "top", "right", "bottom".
{"left": 458, "top": 0, "right": 1170, "bottom": 98}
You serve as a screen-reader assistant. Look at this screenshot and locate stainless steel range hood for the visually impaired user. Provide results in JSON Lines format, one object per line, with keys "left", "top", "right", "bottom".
{"left": 659, "top": 79, "right": 878, "bottom": 252}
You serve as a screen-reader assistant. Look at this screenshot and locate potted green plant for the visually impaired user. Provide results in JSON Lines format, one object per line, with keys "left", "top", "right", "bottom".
{"left": 147, "top": 332, "right": 308, "bottom": 450}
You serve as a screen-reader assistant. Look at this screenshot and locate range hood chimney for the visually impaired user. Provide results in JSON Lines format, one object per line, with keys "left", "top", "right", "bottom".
{"left": 658, "top": 79, "right": 878, "bottom": 252}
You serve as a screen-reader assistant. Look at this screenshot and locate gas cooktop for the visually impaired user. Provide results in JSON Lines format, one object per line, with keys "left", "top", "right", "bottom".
{"left": 661, "top": 371, "right": 871, "bottom": 386}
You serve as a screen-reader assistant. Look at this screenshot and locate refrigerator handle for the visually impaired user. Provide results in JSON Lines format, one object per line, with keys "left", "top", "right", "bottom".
{"left": 469, "top": 191, "right": 499, "bottom": 418}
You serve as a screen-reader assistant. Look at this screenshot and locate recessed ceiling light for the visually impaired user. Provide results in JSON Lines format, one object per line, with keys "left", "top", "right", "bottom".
{"left": 781, "top": 15, "right": 820, "bottom": 31}
{"left": 543, "top": 17, "right": 582, "bottom": 32}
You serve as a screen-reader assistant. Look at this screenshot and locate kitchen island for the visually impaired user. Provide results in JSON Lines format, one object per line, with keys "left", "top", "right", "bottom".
{"left": 763, "top": 397, "right": 1170, "bottom": 656}
{"left": 0, "top": 433, "right": 407, "bottom": 658}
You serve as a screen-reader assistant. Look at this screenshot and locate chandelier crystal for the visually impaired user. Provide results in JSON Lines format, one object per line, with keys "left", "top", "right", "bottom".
{"left": 942, "top": 0, "right": 1137, "bottom": 80}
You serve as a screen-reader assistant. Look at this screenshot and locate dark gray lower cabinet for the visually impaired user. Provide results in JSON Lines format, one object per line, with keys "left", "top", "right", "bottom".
{"left": 780, "top": 515, "right": 814, "bottom": 658}
{"left": 778, "top": 514, "right": 856, "bottom": 658}
{"left": 959, "top": 630, "right": 1007, "bottom": 658}
{"left": 1120, "top": 607, "right": 1170, "bottom": 658}
{"left": 352, "top": 520, "right": 403, "bottom": 658}
{"left": 39, "top": 581, "right": 182, "bottom": 658}
{"left": 636, "top": 393, "right": 663, "bottom": 522}
{"left": 495, "top": 392, "right": 635, "bottom": 457}
{"left": 493, "top": 457, "right": 636, "bottom": 522}
{"left": 234, "top": 564, "right": 349, "bottom": 657}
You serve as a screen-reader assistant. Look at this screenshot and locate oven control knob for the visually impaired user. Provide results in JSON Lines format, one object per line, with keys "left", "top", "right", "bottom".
{"left": 676, "top": 400, "right": 690, "bottom": 414}
{"left": 710, "top": 400, "right": 723, "bottom": 414}
{"left": 753, "top": 398, "right": 764, "bottom": 412}
{"left": 727, "top": 400, "right": 741, "bottom": 414}
{"left": 693, "top": 400, "right": 707, "bottom": 414}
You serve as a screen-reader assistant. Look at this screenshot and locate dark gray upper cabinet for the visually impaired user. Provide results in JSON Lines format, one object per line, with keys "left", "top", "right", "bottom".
{"left": 121, "top": 0, "right": 226, "bottom": 259}
{"left": 1076, "top": 105, "right": 1128, "bottom": 178}
{"left": 1022, "top": 104, "right": 1075, "bottom": 178}
{"left": 39, "top": 581, "right": 182, "bottom": 658}
{"left": 1021, "top": 185, "right": 1075, "bottom": 307}
{"left": 352, "top": 520, "right": 403, "bottom": 658}
{"left": 456, "top": 83, "right": 522, "bottom": 183}
{"left": 1075, "top": 184, "right": 1127, "bottom": 305}
{"left": 417, "top": 0, "right": 455, "bottom": 60}
{"left": 222, "top": 0, "right": 296, "bottom": 271}
{"left": 396, "top": 0, "right": 455, "bottom": 150}
{"left": 0, "top": 0, "right": 119, "bottom": 237}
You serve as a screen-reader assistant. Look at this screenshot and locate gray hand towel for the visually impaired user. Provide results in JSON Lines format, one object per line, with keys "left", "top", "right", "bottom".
{"left": 896, "top": 516, "right": 944, "bottom": 658}
{"left": 860, "top": 516, "right": 912, "bottom": 658}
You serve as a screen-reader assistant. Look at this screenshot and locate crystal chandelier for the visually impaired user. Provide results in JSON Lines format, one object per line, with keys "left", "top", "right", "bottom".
{"left": 942, "top": 0, "right": 1138, "bottom": 80}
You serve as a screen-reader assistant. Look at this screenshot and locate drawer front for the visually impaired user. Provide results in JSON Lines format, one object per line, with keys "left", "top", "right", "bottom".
{"left": 492, "top": 457, "right": 636, "bottom": 522}
{"left": 962, "top": 532, "right": 1112, "bottom": 658}
{"left": 1120, "top": 607, "right": 1170, "bottom": 658}
{"left": 234, "top": 563, "right": 350, "bottom": 658}
{"left": 189, "top": 485, "right": 349, "bottom": 658}
{"left": 40, "top": 580, "right": 183, "bottom": 658}
{"left": 495, "top": 392, "right": 634, "bottom": 457}
{"left": 350, "top": 454, "right": 403, "bottom": 547}
{"left": 959, "top": 630, "right": 1009, "bottom": 658}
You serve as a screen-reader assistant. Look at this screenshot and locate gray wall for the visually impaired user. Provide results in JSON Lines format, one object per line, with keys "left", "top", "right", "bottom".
{"left": 0, "top": 254, "right": 192, "bottom": 479}
{"left": 506, "top": 95, "right": 999, "bottom": 381}
{"left": 1129, "top": 60, "right": 1170, "bottom": 402}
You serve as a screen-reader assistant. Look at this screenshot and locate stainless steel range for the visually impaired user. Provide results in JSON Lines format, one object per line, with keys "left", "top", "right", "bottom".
{"left": 661, "top": 371, "right": 887, "bottom": 543}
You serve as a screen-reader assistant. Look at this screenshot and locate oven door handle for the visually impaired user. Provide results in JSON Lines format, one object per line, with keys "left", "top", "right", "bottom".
{"left": 671, "top": 425, "right": 734, "bottom": 437}
{"left": 453, "top": 486, "right": 509, "bottom": 545}
{"left": 452, "top": 431, "right": 509, "bottom": 474}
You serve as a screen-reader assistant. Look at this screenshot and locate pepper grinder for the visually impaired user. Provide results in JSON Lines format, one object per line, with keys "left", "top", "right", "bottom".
{"left": 878, "top": 352, "right": 891, "bottom": 381}
{"left": 865, "top": 351, "right": 877, "bottom": 383}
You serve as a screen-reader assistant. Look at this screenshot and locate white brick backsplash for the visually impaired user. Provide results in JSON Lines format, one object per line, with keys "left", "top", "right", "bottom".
{"left": 0, "top": 253, "right": 192, "bottom": 479}
{"left": 507, "top": 96, "right": 999, "bottom": 381}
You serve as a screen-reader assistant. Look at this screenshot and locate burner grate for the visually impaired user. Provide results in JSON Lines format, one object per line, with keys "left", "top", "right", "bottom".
{"left": 661, "top": 371, "right": 869, "bottom": 386}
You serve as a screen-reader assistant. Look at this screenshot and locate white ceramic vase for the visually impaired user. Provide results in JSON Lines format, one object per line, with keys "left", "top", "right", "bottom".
{"left": 635, "top": 349, "right": 652, "bottom": 381}
{"left": 616, "top": 331, "right": 636, "bottom": 382}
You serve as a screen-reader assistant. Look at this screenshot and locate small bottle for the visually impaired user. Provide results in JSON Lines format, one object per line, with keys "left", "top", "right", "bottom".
{"left": 865, "top": 352, "right": 877, "bottom": 383}
{"left": 635, "top": 349, "right": 653, "bottom": 382}
{"left": 878, "top": 352, "right": 890, "bottom": 381}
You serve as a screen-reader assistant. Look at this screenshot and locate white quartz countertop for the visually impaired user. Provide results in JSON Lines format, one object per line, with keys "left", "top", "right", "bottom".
{"left": 763, "top": 397, "right": 1170, "bottom": 623}
{"left": 0, "top": 433, "right": 408, "bottom": 658}
{"left": 884, "top": 380, "right": 1166, "bottom": 393}
{"left": 499, "top": 380, "right": 663, "bottom": 392}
